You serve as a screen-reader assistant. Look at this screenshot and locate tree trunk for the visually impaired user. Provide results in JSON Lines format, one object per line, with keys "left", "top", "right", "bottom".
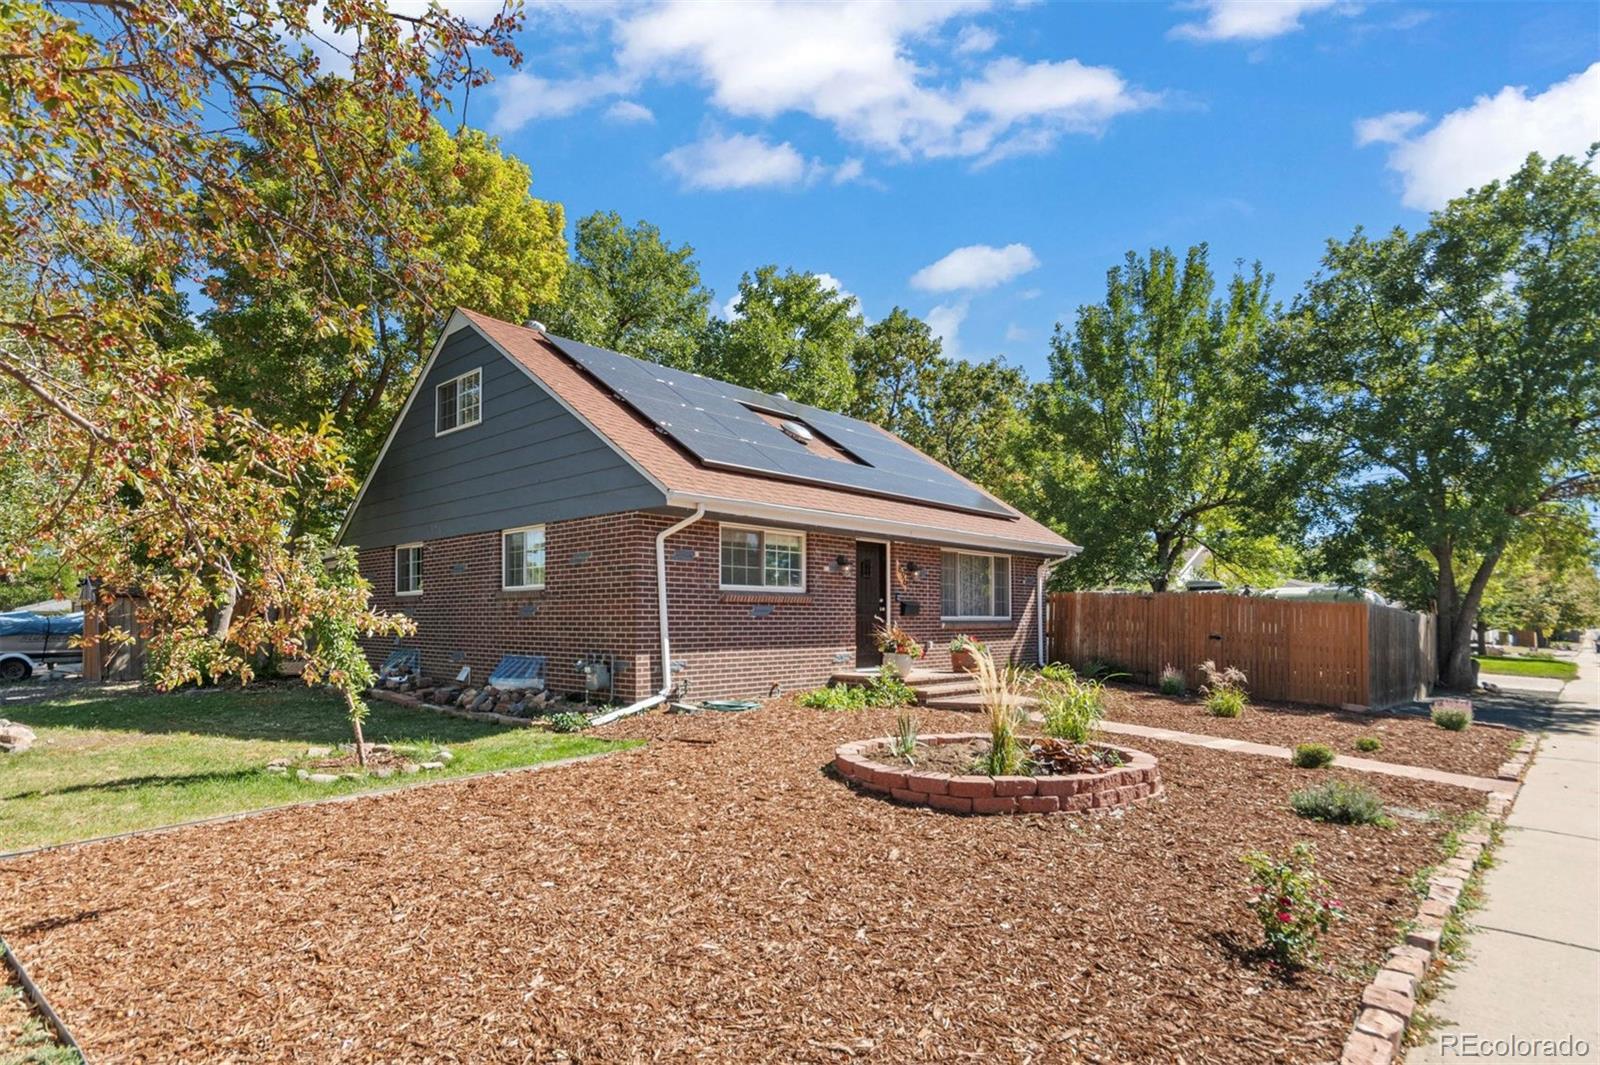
{"left": 1434, "top": 539, "right": 1506, "bottom": 691}
{"left": 1475, "top": 619, "right": 1487, "bottom": 656}
{"left": 345, "top": 689, "right": 367, "bottom": 768}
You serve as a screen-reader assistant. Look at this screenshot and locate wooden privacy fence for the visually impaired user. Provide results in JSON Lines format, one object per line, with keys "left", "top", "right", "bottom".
{"left": 80, "top": 591, "right": 148, "bottom": 682}
{"left": 1047, "top": 592, "right": 1437, "bottom": 709}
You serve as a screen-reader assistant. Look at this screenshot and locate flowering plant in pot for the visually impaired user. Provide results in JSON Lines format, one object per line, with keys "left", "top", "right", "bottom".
{"left": 948, "top": 633, "right": 986, "bottom": 674}
{"left": 875, "top": 622, "right": 923, "bottom": 675}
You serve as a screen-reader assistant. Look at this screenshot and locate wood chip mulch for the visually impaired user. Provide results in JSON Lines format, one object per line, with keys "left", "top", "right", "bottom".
{"left": 1102, "top": 686, "right": 1516, "bottom": 778}
{"left": 0, "top": 700, "right": 1484, "bottom": 1063}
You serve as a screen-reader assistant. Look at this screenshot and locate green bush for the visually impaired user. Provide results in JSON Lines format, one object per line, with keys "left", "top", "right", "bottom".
{"left": 1354, "top": 736, "right": 1383, "bottom": 753}
{"left": 863, "top": 665, "right": 916, "bottom": 708}
{"left": 1158, "top": 665, "right": 1186, "bottom": 696}
{"left": 1039, "top": 662, "right": 1076, "bottom": 683}
{"left": 1291, "top": 742, "right": 1336, "bottom": 769}
{"left": 1040, "top": 673, "right": 1105, "bottom": 744}
{"left": 1431, "top": 703, "right": 1473, "bottom": 731}
{"left": 1241, "top": 842, "right": 1343, "bottom": 966}
{"left": 1290, "top": 780, "right": 1392, "bottom": 826}
{"left": 799, "top": 685, "right": 867, "bottom": 711}
{"left": 547, "top": 711, "right": 589, "bottom": 733}
{"left": 1207, "top": 687, "right": 1246, "bottom": 717}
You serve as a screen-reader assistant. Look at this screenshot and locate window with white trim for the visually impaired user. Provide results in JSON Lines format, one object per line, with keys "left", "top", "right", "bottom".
{"left": 395, "top": 543, "right": 424, "bottom": 596}
{"left": 941, "top": 551, "right": 1010, "bottom": 619}
{"left": 502, "top": 525, "right": 546, "bottom": 590}
{"left": 719, "top": 524, "right": 805, "bottom": 591}
{"left": 435, "top": 367, "right": 482, "bottom": 435}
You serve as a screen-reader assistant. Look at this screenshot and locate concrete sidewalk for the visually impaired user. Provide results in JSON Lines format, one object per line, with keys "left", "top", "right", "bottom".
{"left": 1408, "top": 643, "right": 1600, "bottom": 1064}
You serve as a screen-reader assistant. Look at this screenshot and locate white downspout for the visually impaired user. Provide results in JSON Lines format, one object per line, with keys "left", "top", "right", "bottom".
{"left": 591, "top": 504, "right": 707, "bottom": 726}
{"left": 1035, "top": 552, "right": 1077, "bottom": 666}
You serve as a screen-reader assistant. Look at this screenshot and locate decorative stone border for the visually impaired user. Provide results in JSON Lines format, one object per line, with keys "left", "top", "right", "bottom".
{"left": 832, "top": 733, "right": 1162, "bottom": 815}
{"left": 367, "top": 686, "right": 542, "bottom": 728}
{"left": 1338, "top": 733, "right": 1539, "bottom": 1065}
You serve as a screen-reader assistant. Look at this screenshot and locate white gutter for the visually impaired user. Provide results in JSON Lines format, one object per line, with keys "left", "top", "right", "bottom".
{"left": 591, "top": 504, "right": 707, "bottom": 726}
{"left": 1036, "top": 555, "right": 1074, "bottom": 666}
{"left": 664, "top": 490, "right": 1079, "bottom": 558}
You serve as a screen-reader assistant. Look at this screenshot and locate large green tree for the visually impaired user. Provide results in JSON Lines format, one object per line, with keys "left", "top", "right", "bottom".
{"left": 1031, "top": 246, "right": 1303, "bottom": 591}
{"left": 1280, "top": 150, "right": 1600, "bottom": 688}
{"left": 531, "top": 212, "right": 712, "bottom": 370}
{"left": 703, "top": 267, "right": 861, "bottom": 410}
{"left": 203, "top": 119, "right": 566, "bottom": 497}
{"left": 850, "top": 307, "right": 943, "bottom": 434}
{"left": 0, "top": 1, "right": 525, "bottom": 749}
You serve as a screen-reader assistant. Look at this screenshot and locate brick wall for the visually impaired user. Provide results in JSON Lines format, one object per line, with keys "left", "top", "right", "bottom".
{"left": 360, "top": 509, "right": 1050, "bottom": 702}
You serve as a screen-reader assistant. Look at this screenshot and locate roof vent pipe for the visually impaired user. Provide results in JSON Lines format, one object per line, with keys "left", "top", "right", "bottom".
{"left": 526, "top": 319, "right": 547, "bottom": 332}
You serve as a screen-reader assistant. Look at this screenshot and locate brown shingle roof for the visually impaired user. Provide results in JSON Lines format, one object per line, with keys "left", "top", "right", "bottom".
{"left": 461, "top": 308, "right": 1075, "bottom": 555}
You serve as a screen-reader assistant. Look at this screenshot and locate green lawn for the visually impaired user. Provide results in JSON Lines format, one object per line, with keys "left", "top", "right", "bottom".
{"left": 0, "top": 685, "right": 633, "bottom": 853}
{"left": 1474, "top": 655, "right": 1578, "bottom": 681}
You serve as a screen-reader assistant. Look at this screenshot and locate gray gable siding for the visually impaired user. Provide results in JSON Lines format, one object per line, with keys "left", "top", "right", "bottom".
{"left": 340, "top": 324, "right": 665, "bottom": 548}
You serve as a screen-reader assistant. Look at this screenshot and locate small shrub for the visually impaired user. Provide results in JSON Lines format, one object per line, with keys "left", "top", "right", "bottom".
{"left": 890, "top": 710, "right": 919, "bottom": 761}
{"left": 1040, "top": 673, "right": 1105, "bottom": 744}
{"left": 949, "top": 633, "right": 985, "bottom": 654}
{"left": 1241, "top": 842, "right": 1343, "bottom": 967}
{"left": 1039, "top": 662, "right": 1076, "bottom": 683}
{"left": 799, "top": 685, "right": 867, "bottom": 711}
{"left": 1292, "top": 742, "right": 1336, "bottom": 769}
{"left": 1081, "top": 658, "right": 1123, "bottom": 680}
{"left": 1431, "top": 701, "right": 1473, "bottom": 731}
{"left": 548, "top": 711, "right": 588, "bottom": 733}
{"left": 1158, "top": 664, "right": 1186, "bottom": 696}
{"left": 1290, "top": 780, "right": 1392, "bottom": 826}
{"left": 863, "top": 664, "right": 916, "bottom": 708}
{"left": 1355, "top": 736, "right": 1383, "bottom": 753}
{"left": 1198, "top": 660, "right": 1248, "bottom": 717}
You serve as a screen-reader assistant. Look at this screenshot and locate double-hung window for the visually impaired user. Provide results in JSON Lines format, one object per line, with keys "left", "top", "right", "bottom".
{"left": 719, "top": 524, "right": 805, "bottom": 592}
{"left": 940, "top": 551, "right": 1010, "bottom": 620}
{"left": 395, "top": 543, "right": 424, "bottom": 596}
{"left": 435, "top": 367, "right": 482, "bottom": 435}
{"left": 502, "top": 525, "right": 546, "bottom": 591}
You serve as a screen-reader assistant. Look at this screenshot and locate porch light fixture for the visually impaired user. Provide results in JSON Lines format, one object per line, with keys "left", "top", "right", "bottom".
{"left": 830, "top": 554, "right": 854, "bottom": 575}
{"left": 903, "top": 560, "right": 924, "bottom": 579}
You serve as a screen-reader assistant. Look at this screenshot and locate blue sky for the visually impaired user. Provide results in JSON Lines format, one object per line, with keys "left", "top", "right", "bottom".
{"left": 415, "top": 0, "right": 1598, "bottom": 377}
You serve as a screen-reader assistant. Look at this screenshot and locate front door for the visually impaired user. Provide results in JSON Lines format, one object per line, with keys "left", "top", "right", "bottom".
{"left": 855, "top": 542, "right": 888, "bottom": 667}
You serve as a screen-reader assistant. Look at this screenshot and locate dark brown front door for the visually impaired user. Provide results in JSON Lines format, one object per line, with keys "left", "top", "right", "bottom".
{"left": 855, "top": 542, "right": 887, "bottom": 667}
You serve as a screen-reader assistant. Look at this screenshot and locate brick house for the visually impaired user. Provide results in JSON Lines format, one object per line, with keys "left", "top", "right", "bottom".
{"left": 340, "top": 308, "right": 1078, "bottom": 706}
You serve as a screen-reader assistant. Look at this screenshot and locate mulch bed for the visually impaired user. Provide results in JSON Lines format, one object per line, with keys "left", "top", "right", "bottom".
{"left": 871, "top": 737, "right": 1122, "bottom": 777}
{"left": 0, "top": 700, "right": 1483, "bottom": 1063}
{"left": 1103, "top": 685, "right": 1516, "bottom": 778}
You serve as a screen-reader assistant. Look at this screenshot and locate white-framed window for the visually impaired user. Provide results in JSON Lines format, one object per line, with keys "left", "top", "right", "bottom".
{"left": 941, "top": 550, "right": 1010, "bottom": 620}
{"left": 719, "top": 524, "right": 805, "bottom": 592}
{"left": 502, "top": 524, "right": 546, "bottom": 591}
{"left": 435, "top": 367, "right": 482, "bottom": 435}
{"left": 395, "top": 543, "right": 424, "bottom": 596}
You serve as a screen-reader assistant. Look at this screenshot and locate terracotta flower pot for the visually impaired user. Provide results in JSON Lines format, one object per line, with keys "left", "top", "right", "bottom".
{"left": 950, "top": 648, "right": 980, "bottom": 674}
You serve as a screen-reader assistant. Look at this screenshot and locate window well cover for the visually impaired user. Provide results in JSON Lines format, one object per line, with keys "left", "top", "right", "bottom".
{"left": 543, "top": 333, "right": 1015, "bottom": 518}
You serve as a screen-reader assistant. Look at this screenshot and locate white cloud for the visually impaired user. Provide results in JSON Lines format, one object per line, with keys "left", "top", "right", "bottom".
{"left": 814, "top": 272, "right": 861, "bottom": 311}
{"left": 661, "top": 131, "right": 825, "bottom": 191}
{"left": 1352, "top": 110, "right": 1427, "bottom": 146}
{"left": 490, "top": 72, "right": 629, "bottom": 131}
{"left": 954, "top": 24, "right": 999, "bottom": 55}
{"left": 614, "top": 0, "right": 1154, "bottom": 161}
{"left": 926, "top": 301, "right": 969, "bottom": 358}
{"left": 910, "top": 243, "right": 1040, "bottom": 292}
{"left": 1169, "top": 0, "right": 1340, "bottom": 42}
{"left": 1362, "top": 63, "right": 1600, "bottom": 209}
{"left": 605, "top": 99, "right": 655, "bottom": 123}
{"left": 832, "top": 157, "right": 866, "bottom": 184}
{"left": 1004, "top": 323, "right": 1029, "bottom": 343}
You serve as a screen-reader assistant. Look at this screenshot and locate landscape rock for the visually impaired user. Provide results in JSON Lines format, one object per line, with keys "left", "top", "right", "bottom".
{"left": 306, "top": 773, "right": 339, "bottom": 784}
{"left": 266, "top": 765, "right": 287, "bottom": 774}
{"left": 306, "top": 746, "right": 332, "bottom": 757}
{"left": 401, "top": 763, "right": 421, "bottom": 774}
{"left": 419, "top": 761, "right": 445, "bottom": 771}
{"left": 0, "top": 720, "right": 37, "bottom": 754}
{"left": 437, "top": 749, "right": 453, "bottom": 762}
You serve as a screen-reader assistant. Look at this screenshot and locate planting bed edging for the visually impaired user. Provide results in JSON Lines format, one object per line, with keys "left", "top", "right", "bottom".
{"left": 1337, "top": 733, "right": 1538, "bottom": 1065}
{"left": 832, "top": 734, "right": 1162, "bottom": 815}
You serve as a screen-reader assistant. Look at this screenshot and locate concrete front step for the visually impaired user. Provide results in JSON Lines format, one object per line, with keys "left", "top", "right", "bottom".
{"left": 912, "top": 680, "right": 982, "bottom": 698}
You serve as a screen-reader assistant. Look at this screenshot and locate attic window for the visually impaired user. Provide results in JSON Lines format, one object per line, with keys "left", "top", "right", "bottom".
{"left": 745, "top": 407, "right": 865, "bottom": 465}
{"left": 436, "top": 367, "right": 482, "bottom": 436}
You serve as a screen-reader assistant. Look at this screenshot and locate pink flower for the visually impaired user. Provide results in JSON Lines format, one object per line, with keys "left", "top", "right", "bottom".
{"left": 1276, "top": 912, "right": 1292, "bottom": 923}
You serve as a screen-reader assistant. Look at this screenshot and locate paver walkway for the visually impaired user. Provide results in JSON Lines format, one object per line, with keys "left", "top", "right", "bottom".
{"left": 1097, "top": 719, "right": 1517, "bottom": 794}
{"left": 1407, "top": 643, "right": 1600, "bottom": 1064}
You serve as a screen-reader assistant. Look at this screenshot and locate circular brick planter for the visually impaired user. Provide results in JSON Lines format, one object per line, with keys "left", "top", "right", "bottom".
{"left": 832, "top": 733, "right": 1163, "bottom": 815}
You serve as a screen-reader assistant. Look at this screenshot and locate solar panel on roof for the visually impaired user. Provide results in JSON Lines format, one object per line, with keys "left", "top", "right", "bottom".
{"left": 542, "top": 334, "right": 1016, "bottom": 518}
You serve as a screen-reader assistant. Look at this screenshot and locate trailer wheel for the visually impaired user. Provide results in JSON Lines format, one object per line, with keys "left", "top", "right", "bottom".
{"left": 0, "top": 658, "right": 31, "bottom": 683}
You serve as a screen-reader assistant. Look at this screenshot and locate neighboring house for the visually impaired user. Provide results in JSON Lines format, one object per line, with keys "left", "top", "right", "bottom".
{"left": 339, "top": 308, "right": 1078, "bottom": 704}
